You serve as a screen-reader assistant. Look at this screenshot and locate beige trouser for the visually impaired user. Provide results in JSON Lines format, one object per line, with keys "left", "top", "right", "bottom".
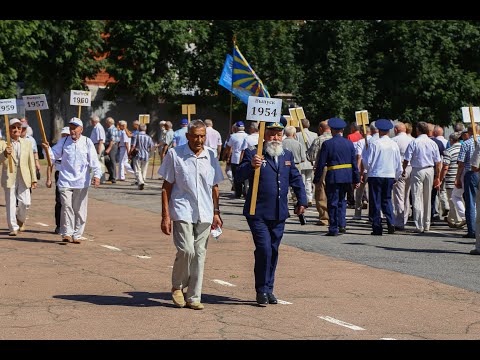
{"left": 392, "top": 165, "right": 412, "bottom": 227}
{"left": 172, "top": 220, "right": 211, "bottom": 303}
{"left": 301, "top": 169, "right": 314, "bottom": 203}
{"left": 5, "top": 173, "right": 31, "bottom": 231}
{"left": 59, "top": 187, "right": 89, "bottom": 240}
{"left": 314, "top": 167, "right": 328, "bottom": 224}
{"left": 96, "top": 143, "right": 107, "bottom": 181}
{"left": 411, "top": 166, "right": 434, "bottom": 231}
{"left": 354, "top": 175, "right": 368, "bottom": 217}
{"left": 133, "top": 158, "right": 149, "bottom": 185}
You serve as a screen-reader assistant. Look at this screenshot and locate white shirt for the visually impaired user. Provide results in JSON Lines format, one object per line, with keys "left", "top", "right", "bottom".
{"left": 227, "top": 131, "right": 248, "bottom": 164}
{"left": 119, "top": 130, "right": 131, "bottom": 148}
{"left": 392, "top": 132, "right": 413, "bottom": 162}
{"left": 11, "top": 139, "right": 21, "bottom": 165}
{"left": 404, "top": 134, "right": 441, "bottom": 168}
{"left": 158, "top": 144, "right": 224, "bottom": 223}
{"left": 50, "top": 135, "right": 102, "bottom": 189}
{"left": 363, "top": 135, "right": 403, "bottom": 179}
{"left": 436, "top": 135, "right": 448, "bottom": 148}
{"left": 25, "top": 135, "right": 38, "bottom": 153}
{"left": 90, "top": 123, "right": 106, "bottom": 144}
{"left": 241, "top": 133, "right": 259, "bottom": 150}
{"left": 356, "top": 134, "right": 377, "bottom": 156}
{"left": 204, "top": 127, "right": 222, "bottom": 156}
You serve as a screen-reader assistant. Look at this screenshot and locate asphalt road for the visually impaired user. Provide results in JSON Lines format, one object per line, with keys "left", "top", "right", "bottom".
{"left": 89, "top": 167, "right": 480, "bottom": 295}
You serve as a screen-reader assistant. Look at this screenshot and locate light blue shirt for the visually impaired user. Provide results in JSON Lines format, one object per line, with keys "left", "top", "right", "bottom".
{"left": 50, "top": 135, "right": 102, "bottom": 189}
{"left": 158, "top": 144, "right": 224, "bottom": 224}
{"left": 404, "top": 134, "right": 441, "bottom": 168}
{"left": 363, "top": 135, "right": 403, "bottom": 179}
{"left": 90, "top": 123, "right": 106, "bottom": 144}
{"left": 173, "top": 127, "right": 188, "bottom": 147}
{"left": 392, "top": 132, "right": 413, "bottom": 162}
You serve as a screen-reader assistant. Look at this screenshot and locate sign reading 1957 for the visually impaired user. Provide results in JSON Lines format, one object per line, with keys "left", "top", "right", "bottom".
{"left": 70, "top": 90, "right": 91, "bottom": 107}
{"left": 0, "top": 98, "right": 17, "bottom": 115}
{"left": 246, "top": 96, "right": 282, "bottom": 122}
{"left": 23, "top": 94, "right": 49, "bottom": 111}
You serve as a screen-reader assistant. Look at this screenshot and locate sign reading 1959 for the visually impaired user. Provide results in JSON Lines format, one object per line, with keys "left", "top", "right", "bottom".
{"left": 246, "top": 96, "right": 282, "bottom": 122}
{"left": 0, "top": 98, "right": 17, "bottom": 115}
{"left": 70, "top": 90, "right": 91, "bottom": 107}
{"left": 23, "top": 94, "right": 49, "bottom": 111}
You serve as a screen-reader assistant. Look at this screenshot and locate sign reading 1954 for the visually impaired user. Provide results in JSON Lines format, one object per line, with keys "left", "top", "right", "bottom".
{"left": 23, "top": 94, "right": 49, "bottom": 110}
{"left": 0, "top": 98, "right": 17, "bottom": 115}
{"left": 70, "top": 90, "right": 91, "bottom": 107}
{"left": 246, "top": 96, "right": 282, "bottom": 122}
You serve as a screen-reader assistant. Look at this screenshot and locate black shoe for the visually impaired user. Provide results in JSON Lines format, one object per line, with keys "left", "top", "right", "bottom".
{"left": 339, "top": 227, "right": 346, "bottom": 233}
{"left": 325, "top": 232, "right": 339, "bottom": 236}
{"left": 54, "top": 227, "right": 60, "bottom": 234}
{"left": 387, "top": 224, "right": 395, "bottom": 234}
{"left": 110, "top": 179, "right": 116, "bottom": 184}
{"left": 267, "top": 293, "right": 278, "bottom": 304}
{"left": 256, "top": 292, "right": 268, "bottom": 305}
{"left": 371, "top": 232, "right": 382, "bottom": 236}
{"left": 470, "top": 249, "right": 480, "bottom": 255}
{"left": 463, "top": 233, "right": 476, "bottom": 239}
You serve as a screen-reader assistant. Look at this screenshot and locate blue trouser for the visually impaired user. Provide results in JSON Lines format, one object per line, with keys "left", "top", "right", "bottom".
{"left": 246, "top": 218, "right": 286, "bottom": 294}
{"left": 326, "top": 183, "right": 349, "bottom": 234}
{"left": 368, "top": 177, "right": 395, "bottom": 234}
{"left": 464, "top": 171, "right": 478, "bottom": 236}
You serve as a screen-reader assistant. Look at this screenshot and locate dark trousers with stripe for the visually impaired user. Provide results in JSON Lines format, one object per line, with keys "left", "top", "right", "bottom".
{"left": 326, "top": 183, "right": 349, "bottom": 234}
{"left": 246, "top": 218, "right": 285, "bottom": 294}
{"left": 368, "top": 177, "right": 395, "bottom": 234}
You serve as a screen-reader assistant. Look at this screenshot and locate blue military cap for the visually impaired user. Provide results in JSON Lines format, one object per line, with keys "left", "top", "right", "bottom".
{"left": 235, "top": 121, "right": 245, "bottom": 127}
{"left": 265, "top": 121, "right": 285, "bottom": 130}
{"left": 328, "top": 117, "right": 346, "bottom": 130}
{"left": 279, "top": 116, "right": 288, "bottom": 127}
{"left": 181, "top": 118, "right": 188, "bottom": 125}
{"left": 375, "top": 119, "right": 393, "bottom": 131}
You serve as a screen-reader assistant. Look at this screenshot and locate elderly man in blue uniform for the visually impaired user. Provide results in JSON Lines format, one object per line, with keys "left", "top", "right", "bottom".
{"left": 237, "top": 120, "right": 307, "bottom": 306}
{"left": 313, "top": 118, "right": 360, "bottom": 236}
{"left": 362, "top": 119, "right": 403, "bottom": 235}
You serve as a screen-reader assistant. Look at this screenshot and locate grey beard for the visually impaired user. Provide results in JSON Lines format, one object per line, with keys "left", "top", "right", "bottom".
{"left": 265, "top": 141, "right": 283, "bottom": 157}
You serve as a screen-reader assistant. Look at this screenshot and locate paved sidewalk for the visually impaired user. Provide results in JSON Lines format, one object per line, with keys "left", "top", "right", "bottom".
{"left": 0, "top": 178, "right": 480, "bottom": 339}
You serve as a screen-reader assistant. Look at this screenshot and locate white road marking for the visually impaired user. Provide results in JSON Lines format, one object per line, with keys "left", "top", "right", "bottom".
{"left": 168, "top": 266, "right": 173, "bottom": 268}
{"left": 100, "top": 245, "right": 122, "bottom": 251}
{"left": 318, "top": 316, "right": 366, "bottom": 331}
{"left": 35, "top": 222, "right": 49, "bottom": 227}
{"left": 212, "top": 279, "right": 236, "bottom": 287}
{"left": 277, "top": 299, "right": 292, "bottom": 305}
{"left": 133, "top": 255, "right": 151, "bottom": 259}
{"left": 380, "top": 338, "right": 396, "bottom": 340}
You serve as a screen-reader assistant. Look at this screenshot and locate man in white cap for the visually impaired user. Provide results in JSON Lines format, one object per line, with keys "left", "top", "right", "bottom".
{"left": 41, "top": 117, "right": 102, "bottom": 244}
{"left": 0, "top": 118, "right": 37, "bottom": 236}
{"left": 45, "top": 127, "right": 71, "bottom": 234}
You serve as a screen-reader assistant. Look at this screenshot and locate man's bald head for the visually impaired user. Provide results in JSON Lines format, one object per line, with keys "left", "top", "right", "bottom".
{"left": 394, "top": 122, "right": 406, "bottom": 134}
{"left": 319, "top": 120, "right": 330, "bottom": 133}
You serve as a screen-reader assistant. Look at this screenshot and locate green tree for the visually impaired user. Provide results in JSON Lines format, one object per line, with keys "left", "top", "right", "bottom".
{"left": 22, "top": 20, "right": 105, "bottom": 141}
{"left": 296, "top": 20, "right": 377, "bottom": 125}
{"left": 373, "top": 20, "right": 480, "bottom": 126}
{"left": 104, "top": 20, "right": 209, "bottom": 122}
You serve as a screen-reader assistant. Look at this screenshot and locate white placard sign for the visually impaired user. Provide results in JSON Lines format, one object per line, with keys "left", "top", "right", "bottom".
{"left": 23, "top": 94, "right": 49, "bottom": 111}
{"left": 246, "top": 96, "right": 282, "bottom": 122}
{"left": 0, "top": 98, "right": 17, "bottom": 115}
{"left": 70, "top": 90, "right": 91, "bottom": 107}
{"left": 461, "top": 107, "right": 480, "bottom": 123}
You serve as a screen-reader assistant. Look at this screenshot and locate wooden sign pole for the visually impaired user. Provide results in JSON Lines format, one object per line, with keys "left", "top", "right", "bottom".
{"left": 3, "top": 115, "right": 13, "bottom": 173}
{"left": 35, "top": 110, "right": 52, "bottom": 167}
{"left": 78, "top": 105, "right": 81, "bottom": 119}
{"left": 469, "top": 105, "right": 477, "bottom": 147}
{"left": 361, "top": 112, "right": 368, "bottom": 149}
{"left": 249, "top": 121, "right": 266, "bottom": 215}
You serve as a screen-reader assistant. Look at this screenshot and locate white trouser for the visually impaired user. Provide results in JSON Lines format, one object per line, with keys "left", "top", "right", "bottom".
{"left": 117, "top": 147, "right": 133, "bottom": 180}
{"left": 59, "top": 187, "right": 89, "bottom": 240}
{"left": 411, "top": 166, "right": 434, "bottom": 231}
{"left": 96, "top": 143, "right": 107, "bottom": 182}
{"left": 172, "top": 220, "right": 211, "bottom": 304}
{"left": 392, "top": 165, "right": 412, "bottom": 227}
{"left": 5, "top": 174, "right": 31, "bottom": 231}
{"left": 447, "top": 188, "right": 465, "bottom": 223}
{"left": 133, "top": 158, "right": 148, "bottom": 185}
{"left": 301, "top": 169, "right": 313, "bottom": 203}
{"left": 225, "top": 164, "right": 233, "bottom": 186}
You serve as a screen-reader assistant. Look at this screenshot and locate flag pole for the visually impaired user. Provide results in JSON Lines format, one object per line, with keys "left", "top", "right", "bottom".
{"left": 229, "top": 34, "right": 236, "bottom": 132}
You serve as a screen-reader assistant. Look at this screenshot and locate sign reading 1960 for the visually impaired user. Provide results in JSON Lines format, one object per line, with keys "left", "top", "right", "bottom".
{"left": 70, "top": 90, "right": 91, "bottom": 107}
{"left": 246, "top": 96, "right": 282, "bottom": 122}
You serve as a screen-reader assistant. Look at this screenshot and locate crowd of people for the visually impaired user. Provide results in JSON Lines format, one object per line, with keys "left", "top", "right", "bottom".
{"left": 1, "top": 112, "right": 479, "bottom": 311}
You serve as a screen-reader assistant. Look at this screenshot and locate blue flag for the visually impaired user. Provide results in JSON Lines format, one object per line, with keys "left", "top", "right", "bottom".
{"left": 219, "top": 54, "right": 250, "bottom": 104}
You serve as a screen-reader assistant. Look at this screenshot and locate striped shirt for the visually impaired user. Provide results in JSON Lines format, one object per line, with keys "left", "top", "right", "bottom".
{"left": 442, "top": 142, "right": 461, "bottom": 189}
{"left": 132, "top": 132, "right": 154, "bottom": 161}
{"left": 457, "top": 136, "right": 480, "bottom": 172}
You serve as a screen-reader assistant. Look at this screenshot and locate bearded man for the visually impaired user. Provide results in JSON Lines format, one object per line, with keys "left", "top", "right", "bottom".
{"left": 236, "top": 119, "right": 307, "bottom": 306}
{"left": 313, "top": 118, "right": 360, "bottom": 236}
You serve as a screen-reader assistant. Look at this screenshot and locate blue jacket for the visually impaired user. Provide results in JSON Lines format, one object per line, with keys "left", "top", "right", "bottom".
{"left": 313, "top": 134, "right": 360, "bottom": 185}
{"left": 237, "top": 146, "right": 307, "bottom": 221}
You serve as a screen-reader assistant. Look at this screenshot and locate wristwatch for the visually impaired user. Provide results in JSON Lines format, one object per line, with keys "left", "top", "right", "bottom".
{"left": 214, "top": 208, "right": 221, "bottom": 214}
